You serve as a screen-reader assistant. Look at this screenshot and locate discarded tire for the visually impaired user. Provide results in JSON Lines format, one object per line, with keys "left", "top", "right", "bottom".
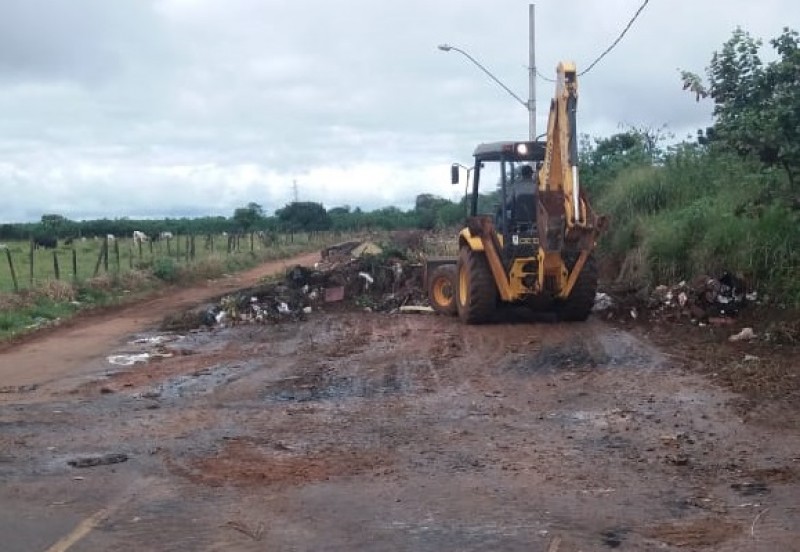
{"left": 456, "top": 247, "right": 497, "bottom": 324}
{"left": 428, "top": 264, "right": 458, "bottom": 316}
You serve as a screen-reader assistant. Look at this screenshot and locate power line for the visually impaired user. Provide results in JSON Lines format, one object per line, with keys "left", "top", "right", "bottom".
{"left": 536, "top": 68, "right": 556, "bottom": 83}
{"left": 579, "top": 0, "right": 651, "bottom": 76}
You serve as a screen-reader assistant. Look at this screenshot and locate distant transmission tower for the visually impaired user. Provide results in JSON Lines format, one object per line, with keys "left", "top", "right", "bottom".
{"left": 292, "top": 179, "right": 299, "bottom": 203}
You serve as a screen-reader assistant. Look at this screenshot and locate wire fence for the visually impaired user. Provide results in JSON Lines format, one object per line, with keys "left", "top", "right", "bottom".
{"left": 0, "top": 231, "right": 331, "bottom": 294}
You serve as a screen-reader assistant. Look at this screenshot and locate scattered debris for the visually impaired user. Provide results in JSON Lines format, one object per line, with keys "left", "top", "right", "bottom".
{"left": 129, "top": 335, "right": 181, "bottom": 346}
{"left": 107, "top": 352, "right": 172, "bottom": 366}
{"left": 592, "top": 292, "right": 613, "bottom": 313}
{"left": 222, "top": 520, "right": 265, "bottom": 541}
{"left": 351, "top": 242, "right": 383, "bottom": 258}
{"left": 398, "top": 305, "right": 434, "bottom": 314}
{"left": 68, "top": 453, "right": 129, "bottom": 468}
{"left": 168, "top": 240, "right": 427, "bottom": 330}
{"left": 601, "top": 271, "right": 758, "bottom": 326}
{"left": 107, "top": 353, "right": 152, "bottom": 366}
{"left": 324, "top": 286, "right": 345, "bottom": 303}
{"left": 729, "top": 327, "right": 756, "bottom": 342}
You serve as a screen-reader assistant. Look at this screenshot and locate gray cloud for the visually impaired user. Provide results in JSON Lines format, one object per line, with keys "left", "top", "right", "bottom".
{"left": 0, "top": 0, "right": 797, "bottom": 222}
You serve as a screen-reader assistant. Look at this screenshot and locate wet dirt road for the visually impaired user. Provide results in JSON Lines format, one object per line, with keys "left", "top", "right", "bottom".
{"left": 0, "top": 251, "right": 320, "bottom": 393}
{"left": 1, "top": 313, "right": 799, "bottom": 551}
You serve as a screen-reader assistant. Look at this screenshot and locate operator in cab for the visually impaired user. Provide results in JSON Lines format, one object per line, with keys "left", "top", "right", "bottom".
{"left": 507, "top": 164, "right": 537, "bottom": 227}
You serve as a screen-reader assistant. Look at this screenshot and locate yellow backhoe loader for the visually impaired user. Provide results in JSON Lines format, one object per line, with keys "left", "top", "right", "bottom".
{"left": 427, "top": 61, "right": 605, "bottom": 323}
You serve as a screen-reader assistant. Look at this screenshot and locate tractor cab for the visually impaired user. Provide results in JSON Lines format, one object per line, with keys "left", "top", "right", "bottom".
{"left": 451, "top": 140, "right": 547, "bottom": 262}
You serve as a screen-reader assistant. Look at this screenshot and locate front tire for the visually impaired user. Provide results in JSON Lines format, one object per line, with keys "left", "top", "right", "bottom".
{"left": 456, "top": 247, "right": 497, "bottom": 324}
{"left": 556, "top": 252, "right": 598, "bottom": 322}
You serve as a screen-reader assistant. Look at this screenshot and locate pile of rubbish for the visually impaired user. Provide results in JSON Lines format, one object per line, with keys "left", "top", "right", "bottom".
{"left": 594, "top": 272, "right": 758, "bottom": 325}
{"left": 172, "top": 240, "right": 428, "bottom": 329}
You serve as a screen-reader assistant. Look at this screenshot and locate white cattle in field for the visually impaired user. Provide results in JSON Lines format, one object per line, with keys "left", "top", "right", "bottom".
{"left": 221, "top": 231, "right": 228, "bottom": 237}
{"left": 133, "top": 230, "right": 148, "bottom": 244}
{"left": 0, "top": 244, "right": 7, "bottom": 249}
{"left": 106, "top": 234, "right": 115, "bottom": 241}
{"left": 160, "top": 231, "right": 173, "bottom": 240}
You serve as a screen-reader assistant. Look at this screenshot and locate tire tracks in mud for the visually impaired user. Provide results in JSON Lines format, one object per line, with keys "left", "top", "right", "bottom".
{"left": 2, "top": 313, "right": 799, "bottom": 550}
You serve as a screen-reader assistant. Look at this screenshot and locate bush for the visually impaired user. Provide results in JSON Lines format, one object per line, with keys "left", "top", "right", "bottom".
{"left": 152, "top": 258, "right": 179, "bottom": 282}
{"left": 595, "top": 144, "right": 800, "bottom": 304}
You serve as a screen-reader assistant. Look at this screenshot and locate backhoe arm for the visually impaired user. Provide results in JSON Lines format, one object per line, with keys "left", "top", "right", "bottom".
{"left": 536, "top": 62, "right": 602, "bottom": 252}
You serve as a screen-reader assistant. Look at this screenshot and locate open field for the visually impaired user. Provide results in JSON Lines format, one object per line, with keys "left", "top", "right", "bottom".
{"left": 0, "top": 232, "right": 327, "bottom": 293}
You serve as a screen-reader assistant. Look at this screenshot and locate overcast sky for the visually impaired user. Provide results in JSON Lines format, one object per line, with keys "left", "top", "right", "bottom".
{"left": 0, "top": 0, "right": 796, "bottom": 223}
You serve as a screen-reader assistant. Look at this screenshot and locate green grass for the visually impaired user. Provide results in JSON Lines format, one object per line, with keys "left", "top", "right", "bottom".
{"left": 595, "top": 148, "right": 800, "bottom": 304}
{"left": 0, "top": 299, "right": 80, "bottom": 340}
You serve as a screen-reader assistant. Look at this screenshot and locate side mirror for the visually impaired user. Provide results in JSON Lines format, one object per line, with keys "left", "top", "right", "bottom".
{"left": 451, "top": 164, "right": 460, "bottom": 185}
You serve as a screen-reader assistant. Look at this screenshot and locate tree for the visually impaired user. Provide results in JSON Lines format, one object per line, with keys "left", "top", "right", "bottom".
{"left": 579, "top": 127, "right": 666, "bottom": 195}
{"left": 414, "top": 194, "right": 451, "bottom": 230}
{"left": 232, "top": 202, "right": 265, "bottom": 232}
{"left": 40, "top": 214, "right": 71, "bottom": 237}
{"left": 276, "top": 202, "right": 331, "bottom": 231}
{"left": 682, "top": 27, "right": 800, "bottom": 189}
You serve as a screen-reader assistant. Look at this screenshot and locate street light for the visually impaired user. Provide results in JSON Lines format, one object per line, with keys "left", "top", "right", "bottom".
{"left": 451, "top": 162, "right": 474, "bottom": 216}
{"left": 438, "top": 42, "right": 535, "bottom": 140}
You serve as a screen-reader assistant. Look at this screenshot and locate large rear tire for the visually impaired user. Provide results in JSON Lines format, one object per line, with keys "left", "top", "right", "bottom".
{"left": 456, "top": 247, "right": 497, "bottom": 324}
{"left": 556, "top": 252, "right": 598, "bottom": 322}
{"left": 428, "top": 265, "right": 458, "bottom": 316}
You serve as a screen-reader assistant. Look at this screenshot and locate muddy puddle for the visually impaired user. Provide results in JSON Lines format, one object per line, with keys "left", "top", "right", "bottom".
{"left": 262, "top": 361, "right": 421, "bottom": 403}
{"left": 135, "top": 361, "right": 256, "bottom": 400}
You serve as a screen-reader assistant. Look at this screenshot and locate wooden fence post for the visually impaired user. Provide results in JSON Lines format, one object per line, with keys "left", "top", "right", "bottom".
{"left": 93, "top": 242, "right": 105, "bottom": 277}
{"left": 5, "top": 248, "right": 18, "bottom": 292}
{"left": 72, "top": 249, "right": 78, "bottom": 281}
{"left": 29, "top": 237, "right": 34, "bottom": 285}
{"left": 185, "top": 235, "right": 190, "bottom": 262}
{"left": 114, "top": 240, "right": 120, "bottom": 272}
{"left": 129, "top": 245, "right": 133, "bottom": 269}
{"left": 103, "top": 237, "right": 109, "bottom": 273}
{"left": 167, "top": 237, "right": 172, "bottom": 257}
{"left": 250, "top": 232, "right": 254, "bottom": 252}
{"left": 53, "top": 250, "right": 60, "bottom": 280}
{"left": 190, "top": 235, "right": 196, "bottom": 261}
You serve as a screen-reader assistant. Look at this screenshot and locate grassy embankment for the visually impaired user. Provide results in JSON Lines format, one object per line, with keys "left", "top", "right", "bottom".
{"left": 591, "top": 144, "right": 800, "bottom": 305}
{"left": 0, "top": 233, "right": 343, "bottom": 340}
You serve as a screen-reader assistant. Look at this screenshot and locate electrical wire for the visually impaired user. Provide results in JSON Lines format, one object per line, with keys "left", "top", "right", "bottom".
{"left": 579, "top": 0, "right": 650, "bottom": 76}
{"left": 536, "top": 68, "right": 556, "bottom": 83}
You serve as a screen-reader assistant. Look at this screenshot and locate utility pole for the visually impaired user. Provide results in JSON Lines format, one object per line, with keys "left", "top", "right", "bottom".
{"left": 529, "top": 4, "right": 536, "bottom": 141}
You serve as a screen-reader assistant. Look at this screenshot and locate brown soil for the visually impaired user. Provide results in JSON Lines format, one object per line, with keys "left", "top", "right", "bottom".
{"left": 1, "top": 259, "right": 799, "bottom": 551}
{"left": 170, "top": 438, "right": 389, "bottom": 488}
{"left": 643, "top": 518, "right": 742, "bottom": 547}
